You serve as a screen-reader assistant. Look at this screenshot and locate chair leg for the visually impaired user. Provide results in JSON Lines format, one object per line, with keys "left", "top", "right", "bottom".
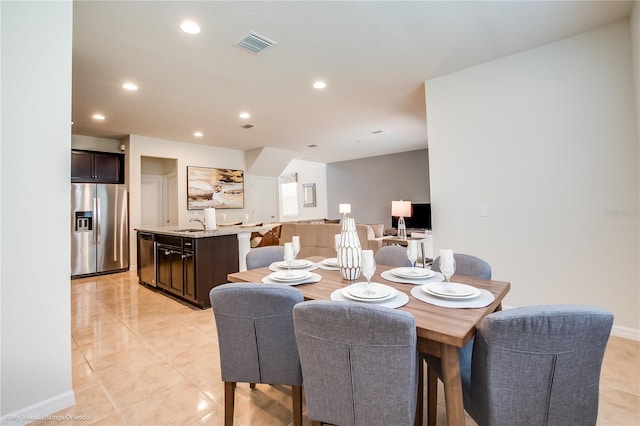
{"left": 291, "top": 385, "right": 303, "bottom": 426}
{"left": 427, "top": 367, "right": 437, "bottom": 426}
{"left": 224, "top": 381, "right": 236, "bottom": 426}
{"left": 250, "top": 383, "right": 256, "bottom": 389}
{"left": 415, "top": 356, "right": 424, "bottom": 426}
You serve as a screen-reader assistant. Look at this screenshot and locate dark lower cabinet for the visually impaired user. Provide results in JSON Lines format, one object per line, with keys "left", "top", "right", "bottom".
{"left": 183, "top": 250, "right": 195, "bottom": 300}
{"left": 155, "top": 234, "right": 238, "bottom": 308}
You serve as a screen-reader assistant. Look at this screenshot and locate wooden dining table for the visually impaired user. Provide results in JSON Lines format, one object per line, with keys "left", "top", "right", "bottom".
{"left": 227, "top": 256, "right": 511, "bottom": 426}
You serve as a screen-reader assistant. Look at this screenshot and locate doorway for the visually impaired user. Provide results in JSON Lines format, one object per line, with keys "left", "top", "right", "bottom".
{"left": 141, "top": 156, "right": 178, "bottom": 227}
{"left": 250, "top": 176, "right": 278, "bottom": 224}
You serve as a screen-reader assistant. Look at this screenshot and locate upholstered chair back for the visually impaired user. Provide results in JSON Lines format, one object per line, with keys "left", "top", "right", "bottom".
{"left": 210, "top": 283, "right": 304, "bottom": 426}
{"left": 246, "top": 245, "right": 285, "bottom": 269}
{"left": 431, "top": 253, "right": 491, "bottom": 280}
{"left": 374, "top": 245, "right": 412, "bottom": 267}
{"left": 293, "top": 300, "right": 417, "bottom": 426}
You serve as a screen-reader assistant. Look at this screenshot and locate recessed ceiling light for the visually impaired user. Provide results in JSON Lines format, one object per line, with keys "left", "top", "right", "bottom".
{"left": 92, "top": 113, "right": 105, "bottom": 121}
{"left": 194, "top": 131, "right": 203, "bottom": 137}
{"left": 180, "top": 20, "right": 200, "bottom": 35}
{"left": 308, "top": 144, "right": 319, "bottom": 148}
{"left": 313, "top": 81, "right": 327, "bottom": 89}
{"left": 122, "top": 82, "right": 138, "bottom": 91}
{"left": 372, "top": 130, "right": 384, "bottom": 134}
{"left": 239, "top": 112, "right": 250, "bottom": 119}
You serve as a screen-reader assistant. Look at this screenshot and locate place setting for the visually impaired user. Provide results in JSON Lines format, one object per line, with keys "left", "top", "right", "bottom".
{"left": 316, "top": 257, "right": 340, "bottom": 270}
{"left": 410, "top": 249, "right": 495, "bottom": 308}
{"left": 263, "top": 241, "right": 321, "bottom": 285}
{"left": 330, "top": 249, "right": 409, "bottom": 309}
{"left": 381, "top": 240, "right": 445, "bottom": 285}
{"left": 269, "top": 236, "right": 318, "bottom": 272}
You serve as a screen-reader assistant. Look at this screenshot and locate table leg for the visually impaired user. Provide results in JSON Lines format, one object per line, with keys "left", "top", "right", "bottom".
{"left": 440, "top": 344, "right": 465, "bottom": 426}
{"left": 415, "top": 357, "right": 424, "bottom": 426}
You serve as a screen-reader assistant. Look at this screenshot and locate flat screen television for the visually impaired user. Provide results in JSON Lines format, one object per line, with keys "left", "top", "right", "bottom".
{"left": 391, "top": 202, "right": 431, "bottom": 230}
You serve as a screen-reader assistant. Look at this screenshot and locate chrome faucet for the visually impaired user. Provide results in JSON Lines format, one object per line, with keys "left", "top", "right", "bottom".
{"left": 189, "top": 217, "right": 206, "bottom": 230}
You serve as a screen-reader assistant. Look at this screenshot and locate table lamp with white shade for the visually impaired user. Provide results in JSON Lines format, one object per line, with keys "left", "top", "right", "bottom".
{"left": 339, "top": 203, "right": 351, "bottom": 223}
{"left": 392, "top": 200, "right": 412, "bottom": 240}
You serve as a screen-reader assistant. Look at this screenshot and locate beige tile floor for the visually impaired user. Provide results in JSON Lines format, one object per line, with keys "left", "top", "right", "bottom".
{"left": 32, "top": 271, "right": 639, "bottom": 425}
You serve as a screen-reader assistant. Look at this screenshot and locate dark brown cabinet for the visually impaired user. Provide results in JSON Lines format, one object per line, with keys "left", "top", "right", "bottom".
{"left": 157, "top": 244, "right": 185, "bottom": 294}
{"left": 71, "top": 150, "right": 124, "bottom": 183}
{"left": 155, "top": 234, "right": 238, "bottom": 308}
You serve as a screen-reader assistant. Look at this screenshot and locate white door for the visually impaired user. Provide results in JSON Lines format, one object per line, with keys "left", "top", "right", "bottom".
{"left": 165, "top": 174, "right": 178, "bottom": 226}
{"left": 141, "top": 175, "right": 163, "bottom": 227}
{"left": 251, "top": 176, "right": 278, "bottom": 223}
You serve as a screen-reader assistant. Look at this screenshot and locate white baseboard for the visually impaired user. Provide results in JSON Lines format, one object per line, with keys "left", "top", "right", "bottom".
{"left": 611, "top": 325, "right": 640, "bottom": 341}
{"left": 1, "top": 391, "right": 75, "bottom": 426}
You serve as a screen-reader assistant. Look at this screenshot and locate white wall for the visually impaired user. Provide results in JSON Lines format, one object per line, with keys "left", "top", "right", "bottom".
{"left": 280, "top": 159, "right": 328, "bottom": 221}
{"left": 633, "top": 2, "right": 640, "bottom": 301}
{"left": 327, "top": 149, "right": 430, "bottom": 226}
{"left": 1, "top": 1, "right": 74, "bottom": 418}
{"left": 128, "top": 134, "right": 266, "bottom": 267}
{"left": 71, "top": 134, "right": 122, "bottom": 154}
{"left": 426, "top": 20, "right": 639, "bottom": 335}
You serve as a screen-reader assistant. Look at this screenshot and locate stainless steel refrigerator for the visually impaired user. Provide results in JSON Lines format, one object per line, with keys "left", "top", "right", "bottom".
{"left": 71, "top": 183, "right": 129, "bottom": 277}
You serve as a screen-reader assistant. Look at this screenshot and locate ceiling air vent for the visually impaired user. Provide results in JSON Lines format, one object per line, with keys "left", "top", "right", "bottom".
{"left": 242, "top": 124, "right": 255, "bottom": 129}
{"left": 235, "top": 32, "right": 276, "bottom": 53}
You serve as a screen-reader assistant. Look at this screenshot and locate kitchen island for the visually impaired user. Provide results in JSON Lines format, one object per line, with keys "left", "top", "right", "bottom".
{"left": 136, "top": 224, "right": 270, "bottom": 308}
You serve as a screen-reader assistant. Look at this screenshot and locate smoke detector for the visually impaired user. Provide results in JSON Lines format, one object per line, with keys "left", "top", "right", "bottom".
{"left": 235, "top": 32, "right": 276, "bottom": 53}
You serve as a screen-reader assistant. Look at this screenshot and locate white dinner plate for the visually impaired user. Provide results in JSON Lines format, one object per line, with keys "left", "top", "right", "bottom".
{"left": 346, "top": 282, "right": 393, "bottom": 300}
{"left": 392, "top": 267, "right": 433, "bottom": 279}
{"left": 262, "top": 272, "right": 321, "bottom": 286}
{"left": 331, "top": 288, "right": 409, "bottom": 309}
{"left": 342, "top": 288, "right": 397, "bottom": 302}
{"left": 380, "top": 270, "right": 444, "bottom": 285}
{"left": 410, "top": 286, "right": 494, "bottom": 308}
{"left": 421, "top": 286, "right": 481, "bottom": 300}
{"left": 270, "top": 270, "right": 311, "bottom": 282}
{"left": 277, "top": 259, "right": 313, "bottom": 269}
{"left": 323, "top": 257, "right": 339, "bottom": 267}
{"left": 423, "top": 282, "right": 479, "bottom": 298}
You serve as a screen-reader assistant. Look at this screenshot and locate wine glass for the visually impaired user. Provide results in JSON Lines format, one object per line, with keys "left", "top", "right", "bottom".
{"left": 407, "top": 240, "right": 418, "bottom": 272}
{"left": 283, "top": 243, "right": 295, "bottom": 276}
{"left": 439, "top": 249, "right": 456, "bottom": 285}
{"left": 361, "top": 250, "right": 376, "bottom": 295}
{"left": 292, "top": 236, "right": 300, "bottom": 260}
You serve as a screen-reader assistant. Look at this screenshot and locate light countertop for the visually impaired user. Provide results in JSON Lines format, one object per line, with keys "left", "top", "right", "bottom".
{"left": 135, "top": 224, "right": 272, "bottom": 238}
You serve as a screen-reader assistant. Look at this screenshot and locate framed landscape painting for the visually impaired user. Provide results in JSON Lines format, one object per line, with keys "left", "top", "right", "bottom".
{"left": 187, "top": 166, "right": 244, "bottom": 209}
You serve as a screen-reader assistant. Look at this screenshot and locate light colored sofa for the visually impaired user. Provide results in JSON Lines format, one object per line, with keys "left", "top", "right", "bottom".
{"left": 279, "top": 222, "right": 382, "bottom": 258}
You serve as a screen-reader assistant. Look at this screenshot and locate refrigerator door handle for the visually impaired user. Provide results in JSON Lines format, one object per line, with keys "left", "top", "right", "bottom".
{"left": 94, "top": 197, "right": 101, "bottom": 245}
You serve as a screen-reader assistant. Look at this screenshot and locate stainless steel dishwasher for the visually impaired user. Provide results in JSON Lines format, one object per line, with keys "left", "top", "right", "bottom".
{"left": 137, "top": 232, "right": 156, "bottom": 286}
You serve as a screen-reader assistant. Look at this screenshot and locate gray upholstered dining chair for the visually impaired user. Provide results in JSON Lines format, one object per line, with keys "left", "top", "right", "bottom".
{"left": 374, "top": 245, "right": 412, "bottom": 267}
{"left": 431, "top": 253, "right": 491, "bottom": 280}
{"left": 245, "top": 245, "right": 284, "bottom": 269}
{"left": 293, "top": 300, "right": 418, "bottom": 426}
{"left": 209, "top": 283, "right": 304, "bottom": 426}
{"left": 425, "top": 304, "right": 614, "bottom": 426}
